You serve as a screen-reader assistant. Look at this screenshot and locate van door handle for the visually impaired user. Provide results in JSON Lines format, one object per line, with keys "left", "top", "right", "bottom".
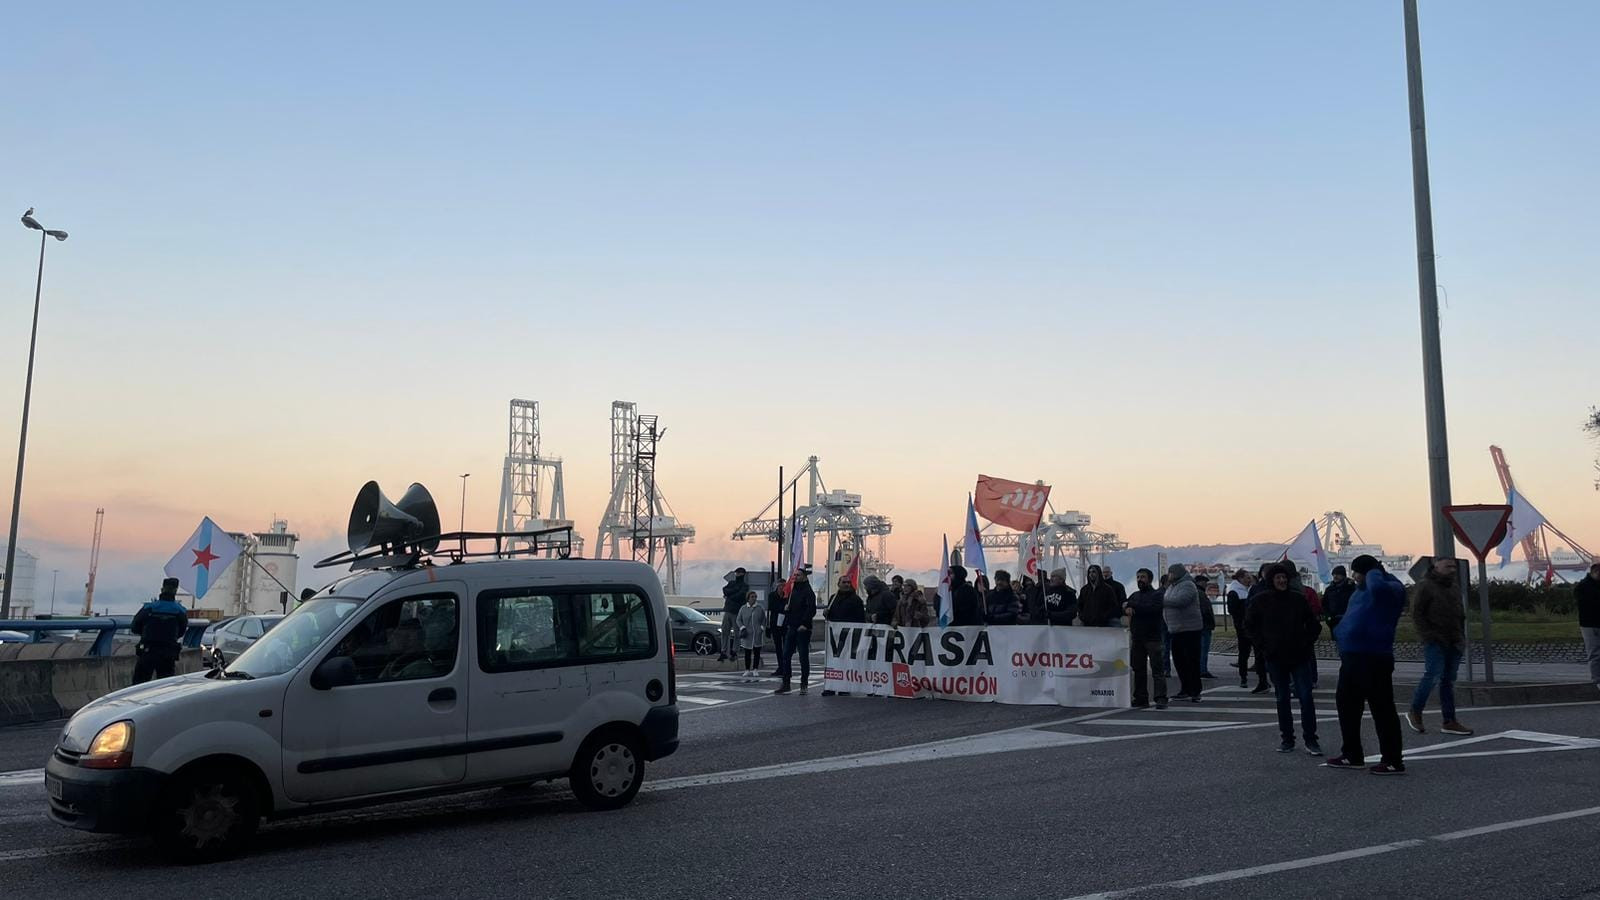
{"left": 428, "top": 687, "right": 456, "bottom": 703}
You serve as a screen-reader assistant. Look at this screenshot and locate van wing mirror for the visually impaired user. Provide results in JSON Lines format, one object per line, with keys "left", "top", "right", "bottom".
{"left": 310, "top": 656, "right": 357, "bottom": 690}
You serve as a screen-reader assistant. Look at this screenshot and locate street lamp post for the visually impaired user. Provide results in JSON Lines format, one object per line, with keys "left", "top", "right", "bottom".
{"left": 459, "top": 472, "right": 470, "bottom": 532}
{"left": 3, "top": 210, "right": 68, "bottom": 619}
{"left": 1401, "top": 1, "right": 1455, "bottom": 560}
{"left": 50, "top": 569, "right": 58, "bottom": 616}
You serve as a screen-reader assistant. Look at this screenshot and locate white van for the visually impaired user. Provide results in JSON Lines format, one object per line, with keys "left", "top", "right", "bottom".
{"left": 45, "top": 558, "right": 679, "bottom": 861}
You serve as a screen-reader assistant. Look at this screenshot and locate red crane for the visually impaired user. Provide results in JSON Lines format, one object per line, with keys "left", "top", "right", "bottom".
{"left": 80, "top": 508, "right": 103, "bottom": 616}
{"left": 1490, "top": 446, "right": 1595, "bottom": 580}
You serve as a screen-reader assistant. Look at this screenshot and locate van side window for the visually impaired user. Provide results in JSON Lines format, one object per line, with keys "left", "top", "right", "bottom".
{"left": 333, "top": 593, "right": 459, "bottom": 683}
{"left": 477, "top": 587, "right": 655, "bottom": 673}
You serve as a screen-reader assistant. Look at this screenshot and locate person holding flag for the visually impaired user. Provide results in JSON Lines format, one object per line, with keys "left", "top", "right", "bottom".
{"left": 775, "top": 565, "right": 818, "bottom": 696}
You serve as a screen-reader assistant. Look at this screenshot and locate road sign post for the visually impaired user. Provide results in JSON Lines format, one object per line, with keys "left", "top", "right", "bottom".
{"left": 1442, "top": 504, "right": 1512, "bottom": 684}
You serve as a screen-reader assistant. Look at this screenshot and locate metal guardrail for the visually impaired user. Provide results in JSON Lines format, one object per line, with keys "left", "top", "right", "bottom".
{"left": 0, "top": 616, "right": 210, "bottom": 655}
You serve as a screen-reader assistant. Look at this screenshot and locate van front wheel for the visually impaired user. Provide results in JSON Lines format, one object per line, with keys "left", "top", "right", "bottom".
{"left": 152, "top": 763, "right": 260, "bottom": 863}
{"left": 570, "top": 731, "right": 643, "bottom": 810}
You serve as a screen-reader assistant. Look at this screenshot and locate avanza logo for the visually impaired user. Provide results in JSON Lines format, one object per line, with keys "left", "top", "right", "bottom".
{"left": 892, "top": 663, "right": 915, "bottom": 698}
{"left": 1011, "top": 651, "right": 1095, "bottom": 669}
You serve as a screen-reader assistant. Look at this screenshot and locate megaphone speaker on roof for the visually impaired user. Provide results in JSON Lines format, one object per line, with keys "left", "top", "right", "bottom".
{"left": 347, "top": 480, "right": 442, "bottom": 555}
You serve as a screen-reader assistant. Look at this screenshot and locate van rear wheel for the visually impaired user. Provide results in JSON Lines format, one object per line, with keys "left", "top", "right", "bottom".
{"left": 570, "top": 731, "right": 644, "bottom": 810}
{"left": 152, "top": 763, "right": 259, "bottom": 863}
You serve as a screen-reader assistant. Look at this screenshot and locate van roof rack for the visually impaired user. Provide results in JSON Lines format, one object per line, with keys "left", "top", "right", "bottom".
{"left": 314, "top": 526, "right": 576, "bottom": 571}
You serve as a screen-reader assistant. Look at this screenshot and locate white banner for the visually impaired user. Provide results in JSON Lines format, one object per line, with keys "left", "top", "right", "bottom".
{"left": 823, "top": 624, "right": 1131, "bottom": 707}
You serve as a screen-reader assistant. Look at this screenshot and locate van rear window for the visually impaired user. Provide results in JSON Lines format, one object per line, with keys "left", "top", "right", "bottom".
{"left": 477, "top": 587, "right": 655, "bottom": 673}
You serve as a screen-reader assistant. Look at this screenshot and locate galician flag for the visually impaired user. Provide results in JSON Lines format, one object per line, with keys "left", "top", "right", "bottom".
{"left": 1497, "top": 487, "right": 1548, "bottom": 568}
{"left": 937, "top": 534, "right": 953, "bottom": 628}
{"left": 963, "top": 494, "right": 988, "bottom": 578}
{"left": 1283, "top": 519, "right": 1331, "bottom": 584}
{"left": 164, "top": 517, "right": 243, "bottom": 601}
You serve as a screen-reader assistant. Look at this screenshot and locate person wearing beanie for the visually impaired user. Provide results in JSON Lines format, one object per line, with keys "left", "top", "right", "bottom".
{"left": 1162, "top": 564, "right": 1205, "bottom": 702}
{"left": 1322, "top": 565, "right": 1356, "bottom": 630}
{"left": 1246, "top": 563, "right": 1323, "bottom": 755}
{"left": 1325, "top": 554, "right": 1407, "bottom": 775}
{"left": 1407, "top": 556, "right": 1471, "bottom": 736}
{"left": 131, "top": 577, "right": 190, "bottom": 684}
{"left": 947, "top": 565, "right": 983, "bottom": 627}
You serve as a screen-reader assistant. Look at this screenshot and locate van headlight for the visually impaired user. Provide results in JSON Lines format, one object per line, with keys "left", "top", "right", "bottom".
{"left": 81, "top": 721, "right": 134, "bottom": 769}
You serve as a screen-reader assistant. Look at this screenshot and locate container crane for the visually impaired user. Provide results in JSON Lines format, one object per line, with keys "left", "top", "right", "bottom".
{"left": 81, "top": 508, "right": 103, "bottom": 616}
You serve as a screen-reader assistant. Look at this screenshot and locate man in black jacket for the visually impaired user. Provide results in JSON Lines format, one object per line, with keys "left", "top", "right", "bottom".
{"left": 719, "top": 568, "right": 748, "bottom": 662}
{"left": 1104, "top": 566, "right": 1128, "bottom": 627}
{"left": 766, "top": 585, "right": 788, "bottom": 677}
{"left": 1246, "top": 564, "right": 1323, "bottom": 755}
{"left": 985, "top": 570, "right": 1022, "bottom": 625}
{"left": 1043, "top": 569, "right": 1077, "bottom": 625}
{"left": 948, "top": 566, "right": 983, "bottom": 626}
{"left": 1196, "top": 575, "right": 1217, "bottom": 678}
{"left": 775, "top": 569, "right": 818, "bottom": 695}
{"left": 864, "top": 576, "right": 898, "bottom": 627}
{"left": 1124, "top": 568, "right": 1168, "bottom": 709}
{"left": 1577, "top": 562, "right": 1600, "bottom": 689}
{"left": 1322, "top": 566, "right": 1356, "bottom": 630}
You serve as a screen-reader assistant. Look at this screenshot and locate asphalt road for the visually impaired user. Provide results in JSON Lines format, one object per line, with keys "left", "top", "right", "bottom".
{"left": 2, "top": 661, "right": 1598, "bottom": 899}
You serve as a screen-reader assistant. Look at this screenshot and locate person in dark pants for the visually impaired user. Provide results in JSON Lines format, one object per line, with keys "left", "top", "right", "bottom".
{"left": 1124, "top": 569, "right": 1168, "bottom": 709}
{"left": 1162, "top": 564, "right": 1204, "bottom": 702}
{"left": 1196, "top": 575, "right": 1217, "bottom": 678}
{"left": 1322, "top": 565, "right": 1356, "bottom": 631}
{"left": 1325, "top": 555, "right": 1407, "bottom": 775}
{"left": 1226, "top": 569, "right": 1264, "bottom": 689}
{"left": 1245, "top": 564, "right": 1275, "bottom": 693}
{"left": 719, "top": 568, "right": 748, "bottom": 662}
{"left": 765, "top": 585, "right": 788, "bottom": 677}
{"left": 1247, "top": 564, "right": 1322, "bottom": 755}
{"left": 775, "top": 569, "right": 818, "bottom": 695}
{"left": 132, "top": 578, "right": 189, "bottom": 684}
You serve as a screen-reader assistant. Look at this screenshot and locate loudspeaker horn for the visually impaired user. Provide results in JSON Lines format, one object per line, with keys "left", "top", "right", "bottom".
{"left": 346, "top": 480, "right": 441, "bottom": 554}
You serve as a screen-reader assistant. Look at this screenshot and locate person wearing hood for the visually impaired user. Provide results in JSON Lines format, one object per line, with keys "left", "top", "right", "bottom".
{"left": 1196, "top": 575, "right": 1218, "bottom": 678}
{"left": 1078, "top": 565, "right": 1121, "bottom": 627}
{"left": 1163, "top": 564, "right": 1205, "bottom": 702}
{"left": 1322, "top": 565, "right": 1356, "bottom": 630}
{"left": 775, "top": 569, "right": 818, "bottom": 695}
{"left": 1246, "top": 563, "right": 1323, "bottom": 755}
{"left": 1124, "top": 568, "right": 1168, "bottom": 709}
{"left": 1043, "top": 569, "right": 1078, "bottom": 626}
{"left": 719, "top": 567, "right": 749, "bottom": 662}
{"left": 1407, "top": 557, "right": 1472, "bottom": 736}
{"left": 765, "top": 584, "right": 788, "bottom": 676}
{"left": 1226, "top": 569, "right": 1264, "bottom": 690}
{"left": 984, "top": 570, "right": 1023, "bottom": 625}
{"left": 895, "top": 580, "right": 932, "bottom": 628}
{"left": 1019, "top": 575, "right": 1045, "bottom": 624}
{"left": 1104, "top": 566, "right": 1128, "bottom": 627}
{"left": 1243, "top": 564, "right": 1276, "bottom": 693}
{"left": 864, "top": 575, "right": 898, "bottom": 627}
{"left": 1325, "top": 555, "right": 1408, "bottom": 775}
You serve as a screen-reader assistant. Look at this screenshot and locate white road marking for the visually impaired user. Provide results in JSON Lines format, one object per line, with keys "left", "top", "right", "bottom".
{"left": 1064, "top": 805, "right": 1600, "bottom": 899}
{"left": 0, "top": 840, "right": 138, "bottom": 863}
{"left": 1089, "top": 719, "right": 1247, "bottom": 729}
{"left": 0, "top": 768, "right": 44, "bottom": 788}
{"left": 675, "top": 696, "right": 725, "bottom": 706}
{"left": 1402, "top": 729, "right": 1600, "bottom": 762}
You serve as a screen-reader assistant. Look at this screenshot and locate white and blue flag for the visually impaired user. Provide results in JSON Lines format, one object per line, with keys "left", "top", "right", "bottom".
{"left": 164, "top": 517, "right": 243, "bottom": 600}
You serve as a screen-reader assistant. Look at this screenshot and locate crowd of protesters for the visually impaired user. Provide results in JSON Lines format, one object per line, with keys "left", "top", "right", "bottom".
{"left": 721, "top": 550, "right": 1521, "bottom": 775}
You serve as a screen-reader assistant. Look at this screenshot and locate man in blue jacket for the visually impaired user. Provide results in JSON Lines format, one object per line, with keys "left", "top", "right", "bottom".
{"left": 1324, "top": 555, "right": 1407, "bottom": 775}
{"left": 131, "top": 577, "right": 189, "bottom": 684}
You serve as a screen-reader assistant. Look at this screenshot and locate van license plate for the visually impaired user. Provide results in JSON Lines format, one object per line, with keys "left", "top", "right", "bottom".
{"left": 46, "top": 775, "right": 63, "bottom": 801}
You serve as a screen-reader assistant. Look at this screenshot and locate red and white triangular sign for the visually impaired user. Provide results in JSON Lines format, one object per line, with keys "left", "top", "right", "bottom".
{"left": 1443, "top": 504, "right": 1512, "bottom": 561}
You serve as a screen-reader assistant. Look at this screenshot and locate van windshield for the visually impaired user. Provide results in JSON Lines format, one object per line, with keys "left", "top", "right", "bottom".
{"left": 224, "top": 597, "right": 364, "bottom": 679}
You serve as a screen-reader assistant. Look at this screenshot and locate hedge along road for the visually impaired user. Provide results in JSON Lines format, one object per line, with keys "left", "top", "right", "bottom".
{"left": 0, "top": 688, "right": 1596, "bottom": 899}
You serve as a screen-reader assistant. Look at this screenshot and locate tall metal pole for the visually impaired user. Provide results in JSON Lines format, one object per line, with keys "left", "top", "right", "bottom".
{"left": 1477, "top": 556, "right": 1495, "bottom": 682}
{"left": 3, "top": 230, "right": 49, "bottom": 619}
{"left": 1403, "top": 0, "right": 1455, "bottom": 560}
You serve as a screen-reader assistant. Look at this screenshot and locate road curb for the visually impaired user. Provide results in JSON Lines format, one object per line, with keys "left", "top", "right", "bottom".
{"left": 1449, "top": 681, "right": 1600, "bottom": 707}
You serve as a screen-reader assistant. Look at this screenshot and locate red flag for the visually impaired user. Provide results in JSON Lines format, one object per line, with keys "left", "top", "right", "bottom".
{"left": 843, "top": 548, "right": 863, "bottom": 590}
{"left": 974, "top": 475, "right": 1051, "bottom": 532}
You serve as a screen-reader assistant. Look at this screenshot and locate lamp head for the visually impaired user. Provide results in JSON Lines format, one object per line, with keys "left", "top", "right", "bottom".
{"left": 21, "top": 210, "right": 42, "bottom": 230}
{"left": 46, "top": 230, "right": 67, "bottom": 241}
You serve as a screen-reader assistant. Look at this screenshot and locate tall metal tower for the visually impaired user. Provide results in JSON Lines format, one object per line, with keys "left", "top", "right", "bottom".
{"left": 973, "top": 510, "right": 1127, "bottom": 588}
{"left": 595, "top": 401, "right": 694, "bottom": 593}
{"left": 496, "top": 399, "right": 581, "bottom": 556}
{"left": 81, "top": 508, "right": 104, "bottom": 616}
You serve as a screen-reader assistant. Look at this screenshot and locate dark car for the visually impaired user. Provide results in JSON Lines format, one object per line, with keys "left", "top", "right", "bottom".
{"left": 668, "top": 605, "right": 722, "bottom": 656}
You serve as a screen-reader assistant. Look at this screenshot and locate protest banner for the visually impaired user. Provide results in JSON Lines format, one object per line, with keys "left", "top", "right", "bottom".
{"left": 823, "top": 624, "right": 1131, "bottom": 708}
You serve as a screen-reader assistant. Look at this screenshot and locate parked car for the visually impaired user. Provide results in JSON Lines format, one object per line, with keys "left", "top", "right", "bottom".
{"left": 668, "top": 605, "right": 722, "bottom": 656}
{"left": 45, "top": 557, "right": 678, "bottom": 862}
{"left": 204, "top": 615, "right": 283, "bottom": 667}
{"left": 198, "top": 618, "right": 238, "bottom": 667}
{"left": 0, "top": 629, "right": 30, "bottom": 643}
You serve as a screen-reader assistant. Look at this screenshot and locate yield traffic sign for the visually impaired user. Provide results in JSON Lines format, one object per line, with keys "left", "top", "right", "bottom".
{"left": 1442, "top": 504, "right": 1512, "bottom": 562}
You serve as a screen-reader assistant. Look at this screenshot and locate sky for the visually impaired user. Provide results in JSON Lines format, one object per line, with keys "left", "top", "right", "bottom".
{"left": 2, "top": 1, "right": 1596, "bottom": 611}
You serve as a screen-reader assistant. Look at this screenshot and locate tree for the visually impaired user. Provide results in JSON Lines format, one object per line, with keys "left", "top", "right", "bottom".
{"left": 1587, "top": 406, "right": 1600, "bottom": 490}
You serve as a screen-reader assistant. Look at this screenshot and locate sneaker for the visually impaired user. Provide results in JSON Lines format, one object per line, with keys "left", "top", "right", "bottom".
{"left": 1131, "top": 701, "right": 1150, "bottom": 709}
{"left": 773, "top": 683, "right": 791, "bottom": 695}
{"left": 1369, "top": 763, "right": 1406, "bottom": 776}
{"left": 1239, "top": 679, "right": 1249, "bottom": 688}
{"left": 1405, "top": 710, "right": 1426, "bottom": 734}
{"left": 1322, "top": 756, "right": 1365, "bottom": 770}
{"left": 1277, "top": 741, "right": 1295, "bottom": 753}
{"left": 1201, "top": 672, "right": 1217, "bottom": 679}
{"left": 1305, "top": 741, "right": 1323, "bottom": 756}
{"left": 1155, "top": 701, "right": 1168, "bottom": 710}
{"left": 1251, "top": 684, "right": 1271, "bottom": 694}
{"left": 820, "top": 689, "right": 836, "bottom": 697}
{"left": 1189, "top": 695, "right": 1202, "bottom": 704}
{"left": 799, "top": 685, "right": 809, "bottom": 695}
{"left": 1440, "top": 720, "right": 1474, "bottom": 736}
